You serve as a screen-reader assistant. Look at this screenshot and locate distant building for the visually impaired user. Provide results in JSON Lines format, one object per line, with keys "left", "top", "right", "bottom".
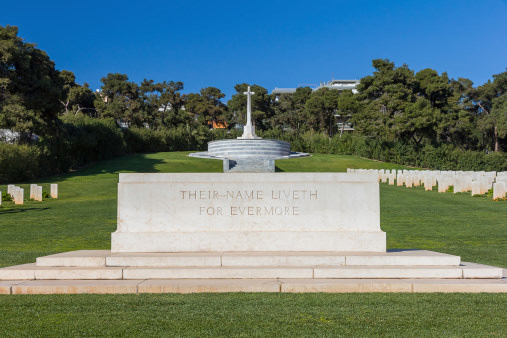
{"left": 272, "top": 79, "right": 360, "bottom": 97}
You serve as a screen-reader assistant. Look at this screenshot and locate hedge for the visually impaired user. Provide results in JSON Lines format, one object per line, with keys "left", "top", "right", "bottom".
{"left": 1, "top": 122, "right": 506, "bottom": 183}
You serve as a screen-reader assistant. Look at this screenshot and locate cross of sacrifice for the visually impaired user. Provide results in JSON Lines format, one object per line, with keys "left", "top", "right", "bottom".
{"left": 243, "top": 86, "right": 255, "bottom": 127}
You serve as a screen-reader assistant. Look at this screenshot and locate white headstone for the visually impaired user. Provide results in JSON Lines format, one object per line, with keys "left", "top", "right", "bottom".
{"left": 34, "top": 185, "right": 43, "bottom": 202}
{"left": 471, "top": 181, "right": 481, "bottom": 196}
{"left": 438, "top": 179, "right": 449, "bottom": 193}
{"left": 424, "top": 176, "right": 432, "bottom": 191}
{"left": 30, "top": 184, "right": 37, "bottom": 199}
{"left": 50, "top": 184, "right": 58, "bottom": 198}
{"left": 13, "top": 187, "right": 24, "bottom": 205}
{"left": 493, "top": 182, "right": 506, "bottom": 200}
{"left": 396, "top": 174, "right": 404, "bottom": 187}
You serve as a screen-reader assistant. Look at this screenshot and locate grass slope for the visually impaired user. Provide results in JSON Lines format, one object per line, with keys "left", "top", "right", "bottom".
{"left": 1, "top": 152, "right": 506, "bottom": 336}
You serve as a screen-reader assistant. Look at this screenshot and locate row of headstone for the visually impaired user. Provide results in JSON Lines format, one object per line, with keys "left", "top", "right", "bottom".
{"left": 2, "top": 184, "right": 58, "bottom": 205}
{"left": 347, "top": 168, "right": 507, "bottom": 199}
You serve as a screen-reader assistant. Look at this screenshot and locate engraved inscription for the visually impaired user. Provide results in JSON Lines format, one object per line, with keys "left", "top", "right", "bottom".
{"left": 179, "top": 189, "right": 317, "bottom": 217}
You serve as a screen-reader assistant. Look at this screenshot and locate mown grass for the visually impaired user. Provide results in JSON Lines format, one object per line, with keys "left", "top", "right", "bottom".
{"left": 1, "top": 293, "right": 506, "bottom": 337}
{"left": 1, "top": 151, "right": 506, "bottom": 337}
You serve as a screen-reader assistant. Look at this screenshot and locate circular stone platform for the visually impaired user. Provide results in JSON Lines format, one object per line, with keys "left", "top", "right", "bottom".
{"left": 190, "top": 139, "right": 308, "bottom": 160}
{"left": 189, "top": 139, "right": 309, "bottom": 172}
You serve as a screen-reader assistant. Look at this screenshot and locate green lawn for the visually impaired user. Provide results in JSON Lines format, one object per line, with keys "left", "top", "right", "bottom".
{"left": 1, "top": 152, "right": 506, "bottom": 336}
{"left": 1, "top": 293, "right": 506, "bottom": 337}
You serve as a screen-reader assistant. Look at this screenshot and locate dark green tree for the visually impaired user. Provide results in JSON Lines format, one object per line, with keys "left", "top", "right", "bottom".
{"left": 227, "top": 84, "right": 272, "bottom": 130}
{"left": 185, "top": 87, "right": 227, "bottom": 126}
{"left": 304, "top": 87, "right": 339, "bottom": 135}
{"left": 140, "top": 79, "right": 189, "bottom": 129}
{"left": 95, "top": 73, "right": 145, "bottom": 127}
{"left": 271, "top": 87, "right": 312, "bottom": 133}
{"left": 0, "top": 25, "right": 66, "bottom": 140}
{"left": 476, "top": 70, "right": 507, "bottom": 152}
{"left": 58, "top": 70, "right": 95, "bottom": 116}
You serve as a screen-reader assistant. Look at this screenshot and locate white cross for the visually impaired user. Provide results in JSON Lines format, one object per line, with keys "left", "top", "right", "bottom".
{"left": 243, "top": 86, "right": 255, "bottom": 126}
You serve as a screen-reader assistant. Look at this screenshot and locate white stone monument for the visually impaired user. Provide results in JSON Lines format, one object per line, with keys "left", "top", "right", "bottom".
{"left": 111, "top": 172, "right": 386, "bottom": 253}
{"left": 237, "top": 86, "right": 261, "bottom": 139}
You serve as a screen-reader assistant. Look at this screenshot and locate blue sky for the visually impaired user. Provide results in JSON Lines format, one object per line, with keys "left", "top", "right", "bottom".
{"left": 2, "top": 0, "right": 507, "bottom": 100}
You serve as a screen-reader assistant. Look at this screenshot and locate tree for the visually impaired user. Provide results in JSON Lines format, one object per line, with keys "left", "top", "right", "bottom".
{"left": 304, "top": 87, "right": 339, "bottom": 135}
{"left": 271, "top": 87, "right": 312, "bottom": 133}
{"left": 353, "top": 59, "right": 416, "bottom": 141}
{"left": 352, "top": 60, "right": 452, "bottom": 147}
{"left": 185, "top": 87, "right": 227, "bottom": 126}
{"left": 336, "top": 89, "right": 360, "bottom": 137}
{"left": 227, "top": 84, "right": 272, "bottom": 130}
{"left": 140, "top": 80, "right": 189, "bottom": 129}
{"left": 0, "top": 25, "right": 66, "bottom": 140}
{"left": 440, "top": 77, "right": 479, "bottom": 149}
{"left": 476, "top": 70, "right": 507, "bottom": 152}
{"left": 58, "top": 70, "right": 95, "bottom": 115}
{"left": 95, "top": 73, "right": 145, "bottom": 127}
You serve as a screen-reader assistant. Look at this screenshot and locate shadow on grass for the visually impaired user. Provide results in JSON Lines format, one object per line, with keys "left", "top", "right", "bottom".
{"left": 56, "top": 154, "right": 166, "bottom": 179}
{"left": 0, "top": 207, "right": 50, "bottom": 214}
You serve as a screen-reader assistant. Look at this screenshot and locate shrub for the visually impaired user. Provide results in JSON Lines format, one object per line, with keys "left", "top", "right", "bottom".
{"left": 0, "top": 143, "right": 40, "bottom": 183}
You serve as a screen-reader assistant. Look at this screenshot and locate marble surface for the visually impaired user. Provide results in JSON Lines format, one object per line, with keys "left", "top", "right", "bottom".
{"left": 112, "top": 173, "right": 385, "bottom": 252}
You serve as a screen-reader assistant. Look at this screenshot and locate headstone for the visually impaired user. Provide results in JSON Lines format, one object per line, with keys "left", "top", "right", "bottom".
{"left": 7, "top": 184, "right": 14, "bottom": 196}
{"left": 30, "top": 184, "right": 37, "bottom": 199}
{"left": 13, "top": 187, "right": 24, "bottom": 205}
{"left": 111, "top": 173, "right": 386, "bottom": 253}
{"left": 471, "top": 181, "right": 481, "bottom": 196}
{"left": 480, "top": 180, "right": 491, "bottom": 194}
{"left": 34, "top": 185, "right": 43, "bottom": 202}
{"left": 396, "top": 174, "right": 404, "bottom": 187}
{"left": 405, "top": 176, "right": 413, "bottom": 188}
{"left": 381, "top": 173, "right": 388, "bottom": 183}
{"left": 413, "top": 175, "right": 420, "bottom": 187}
{"left": 438, "top": 179, "right": 449, "bottom": 193}
{"left": 388, "top": 174, "right": 396, "bottom": 185}
{"left": 51, "top": 184, "right": 58, "bottom": 198}
{"left": 0, "top": 191, "right": 2, "bottom": 206}
{"left": 424, "top": 176, "right": 432, "bottom": 191}
{"left": 493, "top": 182, "right": 506, "bottom": 200}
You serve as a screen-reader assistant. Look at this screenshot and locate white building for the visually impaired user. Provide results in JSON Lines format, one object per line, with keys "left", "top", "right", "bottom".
{"left": 272, "top": 79, "right": 360, "bottom": 96}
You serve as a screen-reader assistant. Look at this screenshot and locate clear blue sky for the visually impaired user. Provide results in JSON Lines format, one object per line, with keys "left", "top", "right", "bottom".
{"left": 2, "top": 0, "right": 507, "bottom": 100}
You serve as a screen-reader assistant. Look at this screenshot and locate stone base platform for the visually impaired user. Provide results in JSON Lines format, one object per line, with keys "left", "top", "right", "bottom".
{"left": 0, "top": 250, "right": 505, "bottom": 294}
{"left": 2, "top": 277, "right": 506, "bottom": 294}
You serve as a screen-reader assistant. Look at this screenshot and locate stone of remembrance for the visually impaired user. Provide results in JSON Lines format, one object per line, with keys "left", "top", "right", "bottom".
{"left": 111, "top": 172, "right": 386, "bottom": 253}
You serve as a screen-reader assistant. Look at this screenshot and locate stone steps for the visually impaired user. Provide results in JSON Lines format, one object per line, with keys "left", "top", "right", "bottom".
{"left": 2, "top": 277, "right": 507, "bottom": 294}
{"left": 0, "top": 262, "right": 502, "bottom": 280}
{"left": 36, "top": 250, "right": 462, "bottom": 267}
{"left": 0, "top": 250, "right": 503, "bottom": 281}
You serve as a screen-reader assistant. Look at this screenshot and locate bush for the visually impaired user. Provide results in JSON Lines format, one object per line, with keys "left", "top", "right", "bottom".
{"left": 0, "top": 143, "right": 41, "bottom": 183}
